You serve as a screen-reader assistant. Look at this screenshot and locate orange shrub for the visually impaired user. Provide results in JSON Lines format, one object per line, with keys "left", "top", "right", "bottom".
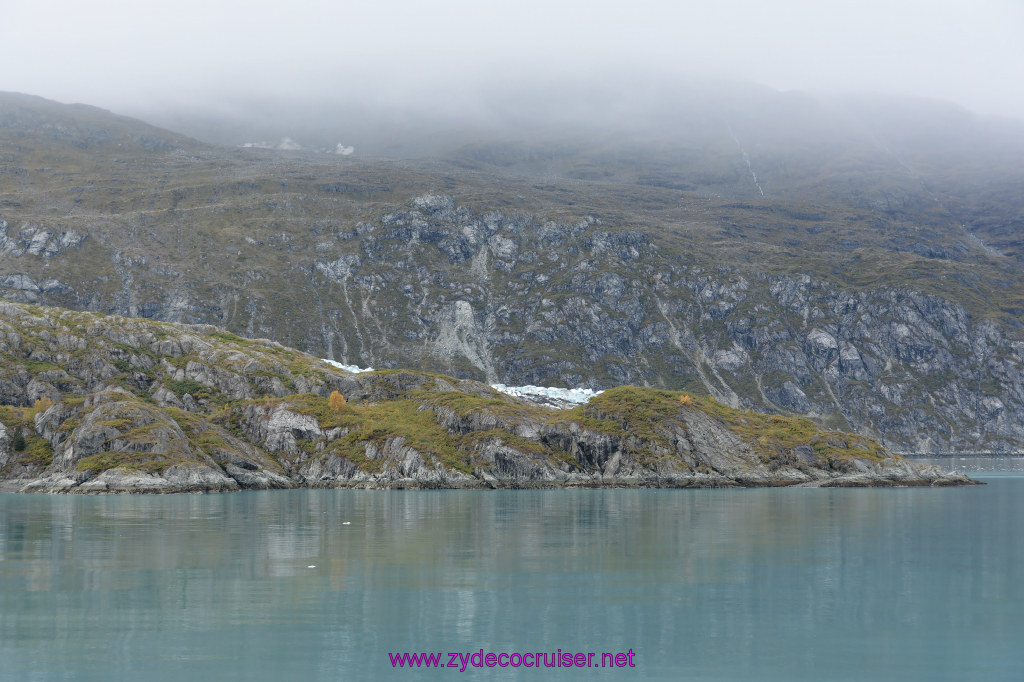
{"left": 328, "top": 391, "right": 347, "bottom": 413}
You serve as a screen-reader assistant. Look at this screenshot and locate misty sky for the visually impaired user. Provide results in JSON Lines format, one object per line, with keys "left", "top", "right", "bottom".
{"left": 1, "top": 0, "right": 1022, "bottom": 121}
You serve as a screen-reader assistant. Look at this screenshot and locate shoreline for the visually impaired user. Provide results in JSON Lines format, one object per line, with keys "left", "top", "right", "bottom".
{"left": 0, "top": 470, "right": 982, "bottom": 495}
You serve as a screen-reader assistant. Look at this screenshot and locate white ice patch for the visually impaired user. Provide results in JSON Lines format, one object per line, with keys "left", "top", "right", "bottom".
{"left": 490, "top": 383, "right": 603, "bottom": 406}
{"left": 320, "top": 359, "right": 601, "bottom": 408}
{"left": 322, "top": 359, "right": 373, "bottom": 373}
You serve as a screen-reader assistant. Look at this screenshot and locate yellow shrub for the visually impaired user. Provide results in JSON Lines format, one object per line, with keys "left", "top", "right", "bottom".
{"left": 33, "top": 396, "right": 54, "bottom": 412}
{"left": 679, "top": 394, "right": 693, "bottom": 407}
{"left": 328, "top": 391, "right": 347, "bottom": 413}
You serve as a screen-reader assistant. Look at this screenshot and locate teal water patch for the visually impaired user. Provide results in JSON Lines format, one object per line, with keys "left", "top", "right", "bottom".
{"left": 914, "top": 455, "right": 1024, "bottom": 477}
{"left": 1, "top": 484, "right": 1021, "bottom": 681}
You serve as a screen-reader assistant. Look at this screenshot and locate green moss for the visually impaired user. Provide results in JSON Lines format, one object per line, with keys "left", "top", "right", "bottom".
{"left": 207, "top": 330, "right": 255, "bottom": 345}
{"left": 192, "top": 428, "right": 231, "bottom": 454}
{"left": 209, "top": 406, "right": 248, "bottom": 440}
{"left": 333, "top": 399, "right": 471, "bottom": 474}
{"left": 0, "top": 405, "right": 31, "bottom": 430}
{"left": 164, "top": 379, "right": 211, "bottom": 400}
{"left": 0, "top": 406, "right": 52, "bottom": 468}
{"left": 323, "top": 439, "right": 384, "bottom": 474}
{"left": 59, "top": 418, "right": 81, "bottom": 432}
{"left": 420, "top": 390, "right": 543, "bottom": 421}
{"left": 164, "top": 356, "right": 193, "bottom": 369}
{"left": 286, "top": 359, "right": 322, "bottom": 379}
{"left": 567, "top": 385, "right": 683, "bottom": 448}
{"left": 696, "top": 395, "right": 885, "bottom": 465}
{"left": 74, "top": 451, "right": 174, "bottom": 474}
{"left": 20, "top": 434, "right": 54, "bottom": 467}
{"left": 76, "top": 452, "right": 123, "bottom": 472}
{"left": 21, "top": 359, "right": 62, "bottom": 374}
{"left": 109, "top": 423, "right": 165, "bottom": 444}
{"left": 279, "top": 393, "right": 342, "bottom": 429}
{"left": 133, "top": 458, "right": 173, "bottom": 474}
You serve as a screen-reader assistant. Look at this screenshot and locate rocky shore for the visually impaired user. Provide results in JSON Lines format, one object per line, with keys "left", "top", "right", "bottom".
{"left": 0, "top": 301, "right": 977, "bottom": 493}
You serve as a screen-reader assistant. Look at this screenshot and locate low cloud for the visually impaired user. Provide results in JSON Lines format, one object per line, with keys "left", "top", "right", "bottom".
{"left": 1, "top": 0, "right": 1021, "bottom": 123}
{"left": 241, "top": 137, "right": 302, "bottom": 150}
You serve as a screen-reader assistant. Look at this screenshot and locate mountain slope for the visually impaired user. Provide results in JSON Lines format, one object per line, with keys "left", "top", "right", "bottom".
{"left": 1, "top": 90, "right": 1023, "bottom": 452}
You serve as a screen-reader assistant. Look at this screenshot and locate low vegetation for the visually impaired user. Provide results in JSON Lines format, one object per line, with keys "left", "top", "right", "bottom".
{"left": 0, "top": 299, "right": 936, "bottom": 490}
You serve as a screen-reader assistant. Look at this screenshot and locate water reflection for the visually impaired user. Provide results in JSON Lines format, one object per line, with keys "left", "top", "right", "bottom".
{"left": 0, "top": 483, "right": 1021, "bottom": 681}
{"left": 914, "top": 455, "right": 1024, "bottom": 476}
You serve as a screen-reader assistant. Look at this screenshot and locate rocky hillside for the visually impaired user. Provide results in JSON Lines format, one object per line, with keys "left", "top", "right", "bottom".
{"left": 0, "top": 301, "right": 971, "bottom": 492}
{"left": 1, "top": 91, "right": 1023, "bottom": 453}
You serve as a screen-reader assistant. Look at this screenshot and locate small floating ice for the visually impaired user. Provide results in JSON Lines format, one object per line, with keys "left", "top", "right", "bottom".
{"left": 342, "top": 522, "right": 351, "bottom": 525}
{"left": 322, "top": 359, "right": 373, "bottom": 373}
{"left": 307, "top": 565, "right": 316, "bottom": 568}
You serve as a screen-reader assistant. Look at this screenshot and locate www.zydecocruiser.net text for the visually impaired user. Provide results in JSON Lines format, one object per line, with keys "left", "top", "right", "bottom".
{"left": 389, "top": 649, "right": 637, "bottom": 671}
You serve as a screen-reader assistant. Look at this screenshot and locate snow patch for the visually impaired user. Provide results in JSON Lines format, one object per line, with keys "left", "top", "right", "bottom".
{"left": 491, "top": 383, "right": 603, "bottom": 407}
{"left": 321, "top": 359, "right": 601, "bottom": 409}
{"left": 322, "top": 359, "right": 373, "bottom": 373}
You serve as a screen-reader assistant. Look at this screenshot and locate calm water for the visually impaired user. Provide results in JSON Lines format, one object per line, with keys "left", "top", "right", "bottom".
{"left": 1, "top": 474, "right": 1021, "bottom": 681}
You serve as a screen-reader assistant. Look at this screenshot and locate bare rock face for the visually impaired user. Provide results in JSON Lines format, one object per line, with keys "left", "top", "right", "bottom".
{"left": 0, "top": 421, "right": 10, "bottom": 467}
{"left": 0, "top": 220, "right": 87, "bottom": 258}
{"left": 4, "top": 191, "right": 1023, "bottom": 454}
{"left": 301, "top": 198, "right": 1024, "bottom": 454}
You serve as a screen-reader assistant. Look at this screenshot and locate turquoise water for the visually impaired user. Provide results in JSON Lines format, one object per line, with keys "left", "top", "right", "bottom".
{"left": 1, "top": 476, "right": 1021, "bottom": 681}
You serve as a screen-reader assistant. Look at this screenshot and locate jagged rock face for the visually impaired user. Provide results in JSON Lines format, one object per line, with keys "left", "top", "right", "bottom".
{"left": 0, "top": 300, "right": 973, "bottom": 492}
{"left": 0, "top": 220, "right": 87, "bottom": 259}
{"left": 2, "top": 193, "right": 1023, "bottom": 452}
{"left": 304, "top": 197, "right": 1024, "bottom": 453}
{"left": 2, "top": 94, "right": 1022, "bottom": 454}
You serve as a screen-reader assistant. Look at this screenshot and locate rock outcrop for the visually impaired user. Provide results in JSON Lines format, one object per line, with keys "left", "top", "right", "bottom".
{"left": 0, "top": 300, "right": 975, "bottom": 493}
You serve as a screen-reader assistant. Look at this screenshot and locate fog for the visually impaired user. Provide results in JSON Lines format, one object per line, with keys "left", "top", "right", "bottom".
{"left": 2, "top": 0, "right": 1022, "bottom": 144}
